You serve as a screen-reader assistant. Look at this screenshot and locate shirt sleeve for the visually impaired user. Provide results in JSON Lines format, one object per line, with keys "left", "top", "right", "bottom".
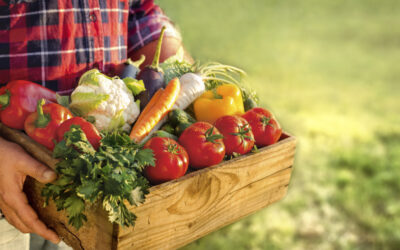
{"left": 127, "top": 0, "right": 182, "bottom": 57}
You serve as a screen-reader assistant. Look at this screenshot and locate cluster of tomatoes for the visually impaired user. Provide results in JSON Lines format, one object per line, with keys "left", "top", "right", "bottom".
{"left": 143, "top": 107, "right": 282, "bottom": 184}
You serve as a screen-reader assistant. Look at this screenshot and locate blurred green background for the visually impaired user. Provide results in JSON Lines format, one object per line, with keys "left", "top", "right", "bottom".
{"left": 158, "top": 0, "right": 400, "bottom": 249}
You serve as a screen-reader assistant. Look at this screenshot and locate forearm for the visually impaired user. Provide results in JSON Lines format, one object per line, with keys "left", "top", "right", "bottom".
{"left": 130, "top": 36, "right": 193, "bottom": 68}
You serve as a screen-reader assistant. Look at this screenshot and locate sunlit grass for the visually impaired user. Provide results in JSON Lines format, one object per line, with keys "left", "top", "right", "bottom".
{"left": 157, "top": 0, "right": 400, "bottom": 249}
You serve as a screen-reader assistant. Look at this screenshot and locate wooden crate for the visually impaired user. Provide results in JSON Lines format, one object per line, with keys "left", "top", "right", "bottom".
{"left": 0, "top": 123, "right": 296, "bottom": 250}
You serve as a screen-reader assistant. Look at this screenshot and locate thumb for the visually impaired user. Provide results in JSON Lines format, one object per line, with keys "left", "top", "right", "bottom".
{"left": 21, "top": 158, "right": 57, "bottom": 184}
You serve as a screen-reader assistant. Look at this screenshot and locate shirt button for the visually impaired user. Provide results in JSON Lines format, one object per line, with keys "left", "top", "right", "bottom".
{"left": 89, "top": 13, "right": 97, "bottom": 22}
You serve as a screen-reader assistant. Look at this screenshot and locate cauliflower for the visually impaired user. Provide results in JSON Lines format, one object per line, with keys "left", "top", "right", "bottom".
{"left": 69, "top": 69, "right": 143, "bottom": 132}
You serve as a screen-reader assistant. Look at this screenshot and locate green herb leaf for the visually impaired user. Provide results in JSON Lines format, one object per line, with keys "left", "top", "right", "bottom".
{"left": 135, "top": 148, "right": 155, "bottom": 167}
{"left": 77, "top": 180, "right": 100, "bottom": 202}
{"left": 64, "top": 195, "right": 85, "bottom": 217}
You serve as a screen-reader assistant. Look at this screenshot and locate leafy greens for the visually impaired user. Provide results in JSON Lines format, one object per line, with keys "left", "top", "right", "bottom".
{"left": 160, "top": 47, "right": 195, "bottom": 84}
{"left": 42, "top": 125, "right": 155, "bottom": 229}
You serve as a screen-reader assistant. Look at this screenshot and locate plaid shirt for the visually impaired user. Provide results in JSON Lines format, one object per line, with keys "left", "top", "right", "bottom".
{"left": 0, "top": 0, "right": 180, "bottom": 94}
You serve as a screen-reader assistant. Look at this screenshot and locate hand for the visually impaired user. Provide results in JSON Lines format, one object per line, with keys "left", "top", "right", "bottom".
{"left": 0, "top": 137, "right": 60, "bottom": 244}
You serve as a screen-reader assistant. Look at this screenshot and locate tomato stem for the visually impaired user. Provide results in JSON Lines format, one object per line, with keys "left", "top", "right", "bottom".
{"left": 35, "top": 99, "right": 51, "bottom": 128}
{"left": 261, "top": 116, "right": 275, "bottom": 129}
{"left": 231, "top": 124, "right": 253, "bottom": 141}
{"left": 167, "top": 142, "right": 180, "bottom": 154}
{"left": 212, "top": 89, "right": 223, "bottom": 99}
{"left": 205, "top": 126, "right": 224, "bottom": 143}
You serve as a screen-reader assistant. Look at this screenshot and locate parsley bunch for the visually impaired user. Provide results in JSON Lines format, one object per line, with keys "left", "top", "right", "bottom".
{"left": 41, "top": 126, "right": 155, "bottom": 229}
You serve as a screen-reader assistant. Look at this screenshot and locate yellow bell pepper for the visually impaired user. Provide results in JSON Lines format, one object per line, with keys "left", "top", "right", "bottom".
{"left": 194, "top": 84, "right": 245, "bottom": 124}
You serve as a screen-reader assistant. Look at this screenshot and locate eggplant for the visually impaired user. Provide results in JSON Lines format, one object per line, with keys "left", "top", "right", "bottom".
{"left": 137, "top": 26, "right": 166, "bottom": 110}
{"left": 120, "top": 55, "right": 145, "bottom": 79}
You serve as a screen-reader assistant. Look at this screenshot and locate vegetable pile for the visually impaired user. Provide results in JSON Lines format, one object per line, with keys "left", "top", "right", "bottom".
{"left": 0, "top": 27, "right": 283, "bottom": 230}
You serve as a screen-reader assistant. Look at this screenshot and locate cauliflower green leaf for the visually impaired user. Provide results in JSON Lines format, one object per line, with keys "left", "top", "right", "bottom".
{"left": 108, "top": 109, "right": 126, "bottom": 131}
{"left": 78, "top": 68, "right": 101, "bottom": 86}
{"left": 69, "top": 92, "right": 109, "bottom": 116}
{"left": 123, "top": 78, "right": 146, "bottom": 96}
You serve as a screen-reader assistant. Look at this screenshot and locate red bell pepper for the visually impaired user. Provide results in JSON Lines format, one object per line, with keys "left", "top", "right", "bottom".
{"left": 0, "top": 80, "right": 57, "bottom": 130}
{"left": 24, "top": 99, "right": 73, "bottom": 150}
{"left": 56, "top": 117, "right": 102, "bottom": 150}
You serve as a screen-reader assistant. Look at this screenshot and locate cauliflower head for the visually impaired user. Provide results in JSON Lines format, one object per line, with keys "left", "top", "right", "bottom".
{"left": 70, "top": 69, "right": 143, "bottom": 132}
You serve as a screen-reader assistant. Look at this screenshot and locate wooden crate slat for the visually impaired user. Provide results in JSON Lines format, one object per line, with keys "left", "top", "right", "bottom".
{"left": 24, "top": 179, "right": 114, "bottom": 250}
{"left": 118, "top": 167, "right": 292, "bottom": 250}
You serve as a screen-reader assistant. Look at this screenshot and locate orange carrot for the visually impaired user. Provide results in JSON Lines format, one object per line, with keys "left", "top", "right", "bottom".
{"left": 135, "top": 88, "right": 163, "bottom": 126}
{"left": 130, "top": 78, "right": 180, "bottom": 142}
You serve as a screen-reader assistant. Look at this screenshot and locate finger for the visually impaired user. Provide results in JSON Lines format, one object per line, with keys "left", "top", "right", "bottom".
{"left": 0, "top": 200, "right": 31, "bottom": 234}
{"left": 3, "top": 190, "right": 60, "bottom": 244}
{"left": 16, "top": 155, "right": 57, "bottom": 184}
{"left": 4, "top": 212, "right": 32, "bottom": 234}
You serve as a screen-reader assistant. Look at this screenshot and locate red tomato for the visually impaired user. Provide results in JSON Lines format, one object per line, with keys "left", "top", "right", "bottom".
{"left": 144, "top": 137, "right": 189, "bottom": 185}
{"left": 214, "top": 115, "right": 255, "bottom": 155}
{"left": 242, "top": 107, "right": 282, "bottom": 147}
{"left": 56, "top": 117, "right": 102, "bottom": 150}
{"left": 179, "top": 122, "right": 225, "bottom": 169}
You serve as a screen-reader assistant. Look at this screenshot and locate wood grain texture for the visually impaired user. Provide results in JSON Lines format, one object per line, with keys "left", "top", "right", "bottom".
{"left": 0, "top": 120, "right": 296, "bottom": 250}
{"left": 117, "top": 135, "right": 296, "bottom": 250}
{"left": 24, "top": 178, "right": 115, "bottom": 250}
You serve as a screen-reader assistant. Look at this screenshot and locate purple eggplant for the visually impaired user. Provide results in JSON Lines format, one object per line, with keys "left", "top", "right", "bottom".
{"left": 137, "top": 26, "right": 166, "bottom": 110}
{"left": 120, "top": 55, "right": 145, "bottom": 79}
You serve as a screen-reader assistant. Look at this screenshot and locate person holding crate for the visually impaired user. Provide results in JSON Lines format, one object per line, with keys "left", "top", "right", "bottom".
{"left": 0, "top": 0, "right": 190, "bottom": 249}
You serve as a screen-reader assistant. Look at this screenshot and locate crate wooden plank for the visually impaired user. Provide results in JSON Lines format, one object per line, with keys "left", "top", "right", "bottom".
{"left": 24, "top": 179, "right": 114, "bottom": 250}
{"left": 0, "top": 122, "right": 296, "bottom": 250}
{"left": 118, "top": 168, "right": 291, "bottom": 249}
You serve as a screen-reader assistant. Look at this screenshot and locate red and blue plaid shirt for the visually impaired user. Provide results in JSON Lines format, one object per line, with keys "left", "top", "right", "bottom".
{"left": 0, "top": 0, "right": 180, "bottom": 94}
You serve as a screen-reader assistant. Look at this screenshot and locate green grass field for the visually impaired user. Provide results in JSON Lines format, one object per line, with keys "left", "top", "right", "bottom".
{"left": 157, "top": 0, "right": 400, "bottom": 249}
